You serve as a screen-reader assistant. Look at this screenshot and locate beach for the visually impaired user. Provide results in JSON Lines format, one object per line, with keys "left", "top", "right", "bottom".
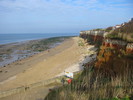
{"left": 0, "top": 37, "right": 69, "bottom": 67}
{"left": 0, "top": 36, "right": 98, "bottom": 100}
{"left": 0, "top": 36, "right": 97, "bottom": 92}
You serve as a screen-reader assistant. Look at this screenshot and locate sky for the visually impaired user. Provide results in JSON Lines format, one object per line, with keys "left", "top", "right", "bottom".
{"left": 0, "top": 0, "right": 133, "bottom": 34}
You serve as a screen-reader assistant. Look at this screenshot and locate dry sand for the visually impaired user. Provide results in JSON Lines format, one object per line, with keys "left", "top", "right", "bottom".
{"left": 57, "top": 45, "right": 97, "bottom": 77}
{"left": 0, "top": 37, "right": 91, "bottom": 91}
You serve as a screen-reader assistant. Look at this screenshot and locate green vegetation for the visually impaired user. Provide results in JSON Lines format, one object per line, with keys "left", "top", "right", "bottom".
{"left": 78, "top": 40, "right": 84, "bottom": 46}
{"left": 105, "top": 27, "right": 113, "bottom": 32}
{"left": 106, "top": 20, "right": 133, "bottom": 42}
{"left": 131, "top": 34, "right": 133, "bottom": 38}
{"left": 106, "top": 33, "right": 120, "bottom": 39}
{"left": 93, "top": 28, "right": 104, "bottom": 31}
{"left": 28, "top": 36, "right": 70, "bottom": 52}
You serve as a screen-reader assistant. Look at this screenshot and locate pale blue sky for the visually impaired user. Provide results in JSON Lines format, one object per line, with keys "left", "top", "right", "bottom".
{"left": 0, "top": 0, "right": 133, "bottom": 34}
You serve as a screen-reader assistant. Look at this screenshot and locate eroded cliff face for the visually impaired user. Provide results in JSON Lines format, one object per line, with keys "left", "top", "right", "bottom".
{"left": 95, "top": 39, "right": 133, "bottom": 78}
{"left": 103, "top": 39, "right": 133, "bottom": 54}
{"left": 80, "top": 31, "right": 133, "bottom": 77}
{"left": 80, "top": 34, "right": 103, "bottom": 47}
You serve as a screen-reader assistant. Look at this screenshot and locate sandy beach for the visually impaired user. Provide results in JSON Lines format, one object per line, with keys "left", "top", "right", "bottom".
{"left": 0, "top": 37, "right": 96, "bottom": 92}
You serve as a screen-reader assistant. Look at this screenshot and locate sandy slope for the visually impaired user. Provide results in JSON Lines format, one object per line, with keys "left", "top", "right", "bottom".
{"left": 0, "top": 37, "right": 88, "bottom": 91}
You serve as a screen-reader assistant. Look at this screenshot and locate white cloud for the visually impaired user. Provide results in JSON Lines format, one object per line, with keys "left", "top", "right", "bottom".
{"left": 0, "top": 0, "right": 99, "bottom": 11}
{"left": 0, "top": 0, "right": 132, "bottom": 12}
{"left": 0, "top": 0, "right": 131, "bottom": 33}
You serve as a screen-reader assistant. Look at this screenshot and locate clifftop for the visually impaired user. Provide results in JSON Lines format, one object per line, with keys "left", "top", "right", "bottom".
{"left": 80, "top": 19, "right": 133, "bottom": 76}
{"left": 106, "top": 19, "right": 133, "bottom": 42}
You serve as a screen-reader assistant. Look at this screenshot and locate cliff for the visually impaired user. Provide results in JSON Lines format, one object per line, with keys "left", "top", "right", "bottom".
{"left": 80, "top": 30, "right": 104, "bottom": 47}
{"left": 45, "top": 20, "right": 133, "bottom": 100}
{"left": 80, "top": 23, "right": 133, "bottom": 77}
{"left": 95, "top": 44, "right": 133, "bottom": 76}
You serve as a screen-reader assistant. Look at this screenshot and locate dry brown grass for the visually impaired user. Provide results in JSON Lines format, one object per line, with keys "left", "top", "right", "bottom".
{"left": 45, "top": 65, "right": 133, "bottom": 100}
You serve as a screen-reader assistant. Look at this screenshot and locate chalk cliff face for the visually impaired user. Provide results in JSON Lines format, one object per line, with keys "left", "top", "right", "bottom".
{"left": 103, "top": 39, "right": 127, "bottom": 49}
{"left": 80, "top": 30, "right": 104, "bottom": 36}
{"left": 80, "top": 30, "right": 104, "bottom": 47}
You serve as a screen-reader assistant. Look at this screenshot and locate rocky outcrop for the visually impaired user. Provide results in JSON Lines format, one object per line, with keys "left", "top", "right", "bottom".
{"left": 126, "top": 43, "right": 133, "bottom": 54}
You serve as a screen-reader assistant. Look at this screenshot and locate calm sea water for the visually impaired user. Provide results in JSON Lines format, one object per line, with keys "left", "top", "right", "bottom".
{"left": 0, "top": 33, "right": 78, "bottom": 44}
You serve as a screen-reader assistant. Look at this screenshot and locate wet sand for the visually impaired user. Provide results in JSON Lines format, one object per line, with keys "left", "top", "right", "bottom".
{"left": 0, "top": 37, "right": 67, "bottom": 67}
{"left": 0, "top": 37, "right": 90, "bottom": 91}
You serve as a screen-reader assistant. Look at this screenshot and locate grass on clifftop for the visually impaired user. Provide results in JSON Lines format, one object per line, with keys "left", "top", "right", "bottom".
{"left": 106, "top": 20, "right": 133, "bottom": 42}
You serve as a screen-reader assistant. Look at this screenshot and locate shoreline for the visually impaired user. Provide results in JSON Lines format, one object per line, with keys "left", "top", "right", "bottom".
{"left": 0, "top": 35, "right": 73, "bottom": 45}
{"left": 0, "top": 37, "right": 97, "bottom": 93}
{"left": 0, "top": 37, "right": 73, "bottom": 83}
{"left": 0, "top": 36, "right": 71, "bottom": 67}
{"left": 0, "top": 37, "right": 72, "bottom": 83}
{"left": 0, "top": 33, "right": 78, "bottom": 45}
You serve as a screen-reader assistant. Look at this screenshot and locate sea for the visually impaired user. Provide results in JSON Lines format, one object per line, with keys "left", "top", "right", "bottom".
{"left": 0, "top": 33, "right": 78, "bottom": 44}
